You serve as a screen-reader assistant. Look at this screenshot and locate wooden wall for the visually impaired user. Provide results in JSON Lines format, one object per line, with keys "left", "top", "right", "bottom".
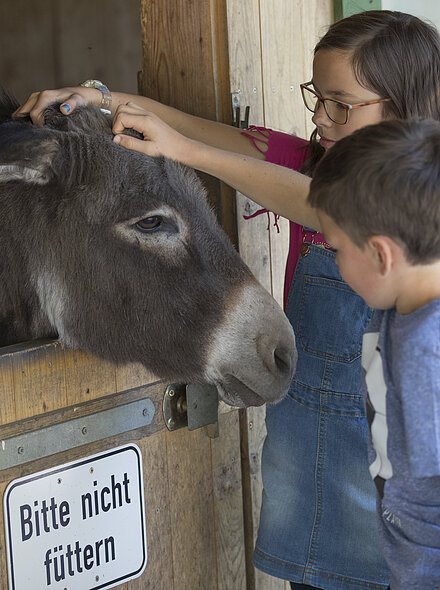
{"left": 0, "top": 0, "right": 142, "bottom": 102}
{"left": 226, "top": 2, "right": 333, "bottom": 588}
{"left": 0, "top": 2, "right": 334, "bottom": 589}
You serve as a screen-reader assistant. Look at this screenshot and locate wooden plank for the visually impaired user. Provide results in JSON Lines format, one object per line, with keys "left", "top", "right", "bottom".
{"left": 140, "top": 0, "right": 229, "bottom": 119}
{"left": 8, "top": 340, "right": 67, "bottom": 419}
{"left": 165, "top": 427, "right": 217, "bottom": 588}
{"left": 0, "top": 352, "right": 16, "bottom": 424}
{"left": 226, "top": 3, "right": 273, "bottom": 589}
{"left": 55, "top": 0, "right": 142, "bottom": 94}
{"left": 128, "top": 433, "right": 174, "bottom": 590}
{"left": 115, "top": 363, "right": 174, "bottom": 588}
{"left": 260, "top": 0, "right": 333, "bottom": 308}
{"left": 0, "top": 0, "right": 56, "bottom": 102}
{"left": 228, "top": 2, "right": 333, "bottom": 589}
{"left": 212, "top": 410, "right": 247, "bottom": 590}
{"left": 63, "top": 348, "right": 117, "bottom": 405}
{"left": 139, "top": 0, "right": 238, "bottom": 243}
{"left": 0, "top": 0, "right": 142, "bottom": 102}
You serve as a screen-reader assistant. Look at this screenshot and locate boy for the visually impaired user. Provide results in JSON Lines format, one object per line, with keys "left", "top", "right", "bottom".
{"left": 307, "top": 118, "right": 440, "bottom": 590}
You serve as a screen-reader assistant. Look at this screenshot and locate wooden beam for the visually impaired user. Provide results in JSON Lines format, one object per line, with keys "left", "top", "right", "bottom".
{"left": 139, "top": 0, "right": 237, "bottom": 244}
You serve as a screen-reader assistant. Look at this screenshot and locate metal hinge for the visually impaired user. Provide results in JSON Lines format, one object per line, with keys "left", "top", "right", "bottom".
{"left": 163, "top": 383, "right": 219, "bottom": 437}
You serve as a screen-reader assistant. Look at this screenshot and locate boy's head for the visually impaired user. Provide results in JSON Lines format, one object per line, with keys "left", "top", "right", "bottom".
{"left": 308, "top": 119, "right": 440, "bottom": 310}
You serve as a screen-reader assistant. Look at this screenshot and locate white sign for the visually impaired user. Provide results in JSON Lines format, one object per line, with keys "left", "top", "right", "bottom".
{"left": 4, "top": 444, "right": 147, "bottom": 590}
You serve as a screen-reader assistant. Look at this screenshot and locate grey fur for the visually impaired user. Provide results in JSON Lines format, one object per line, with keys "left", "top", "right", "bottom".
{"left": 0, "top": 94, "right": 296, "bottom": 406}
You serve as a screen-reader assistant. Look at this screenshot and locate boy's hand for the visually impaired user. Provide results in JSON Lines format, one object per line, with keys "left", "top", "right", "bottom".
{"left": 12, "top": 87, "right": 101, "bottom": 125}
{"left": 112, "top": 102, "right": 192, "bottom": 162}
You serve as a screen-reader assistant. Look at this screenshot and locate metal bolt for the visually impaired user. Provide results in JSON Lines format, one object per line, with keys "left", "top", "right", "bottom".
{"left": 57, "top": 478, "right": 62, "bottom": 484}
{"left": 249, "top": 421, "right": 253, "bottom": 430}
{"left": 142, "top": 408, "right": 149, "bottom": 416}
{"left": 82, "top": 426, "right": 87, "bottom": 435}
{"left": 167, "top": 418, "right": 175, "bottom": 428}
{"left": 17, "top": 446, "right": 24, "bottom": 455}
{"left": 90, "top": 467, "right": 94, "bottom": 473}
{"left": 168, "top": 389, "right": 175, "bottom": 397}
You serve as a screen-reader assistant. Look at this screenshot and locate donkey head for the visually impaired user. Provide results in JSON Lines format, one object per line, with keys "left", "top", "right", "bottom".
{"left": 0, "top": 94, "right": 297, "bottom": 407}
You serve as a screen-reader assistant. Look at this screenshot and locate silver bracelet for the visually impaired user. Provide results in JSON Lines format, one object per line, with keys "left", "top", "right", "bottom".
{"left": 80, "top": 79, "right": 112, "bottom": 115}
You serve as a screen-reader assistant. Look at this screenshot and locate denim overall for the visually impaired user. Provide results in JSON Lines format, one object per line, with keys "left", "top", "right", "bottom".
{"left": 253, "top": 243, "right": 390, "bottom": 589}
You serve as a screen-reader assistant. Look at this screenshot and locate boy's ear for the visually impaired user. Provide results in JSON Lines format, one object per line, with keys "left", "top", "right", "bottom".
{"left": 368, "top": 236, "right": 396, "bottom": 276}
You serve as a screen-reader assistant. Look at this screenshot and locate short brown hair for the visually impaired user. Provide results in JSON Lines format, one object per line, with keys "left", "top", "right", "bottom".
{"left": 308, "top": 119, "right": 440, "bottom": 264}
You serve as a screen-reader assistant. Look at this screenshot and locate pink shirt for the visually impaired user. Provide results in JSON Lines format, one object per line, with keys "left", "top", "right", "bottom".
{"left": 242, "top": 127, "right": 323, "bottom": 308}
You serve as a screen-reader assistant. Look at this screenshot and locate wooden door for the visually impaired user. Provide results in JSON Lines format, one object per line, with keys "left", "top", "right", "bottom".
{"left": 0, "top": 341, "right": 247, "bottom": 589}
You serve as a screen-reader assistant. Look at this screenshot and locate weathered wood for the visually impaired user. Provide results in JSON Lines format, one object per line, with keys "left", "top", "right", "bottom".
{"left": 165, "top": 427, "right": 217, "bottom": 589}
{"left": 139, "top": 0, "right": 237, "bottom": 244}
{"left": 227, "top": 1, "right": 333, "bottom": 589}
{"left": 212, "top": 411, "right": 247, "bottom": 590}
{"left": 63, "top": 348, "right": 117, "bottom": 405}
{"left": 0, "top": 0, "right": 142, "bottom": 102}
{"left": 129, "top": 433, "right": 174, "bottom": 590}
{"left": 9, "top": 340, "right": 67, "bottom": 419}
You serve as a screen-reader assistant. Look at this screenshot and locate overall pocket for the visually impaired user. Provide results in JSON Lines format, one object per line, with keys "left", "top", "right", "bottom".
{"left": 296, "top": 274, "right": 369, "bottom": 363}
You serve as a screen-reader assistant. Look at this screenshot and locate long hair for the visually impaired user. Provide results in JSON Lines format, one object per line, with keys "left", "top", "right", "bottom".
{"left": 301, "top": 10, "right": 440, "bottom": 176}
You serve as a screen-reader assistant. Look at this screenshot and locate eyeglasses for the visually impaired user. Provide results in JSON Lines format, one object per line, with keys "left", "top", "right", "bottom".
{"left": 300, "top": 81, "right": 392, "bottom": 125}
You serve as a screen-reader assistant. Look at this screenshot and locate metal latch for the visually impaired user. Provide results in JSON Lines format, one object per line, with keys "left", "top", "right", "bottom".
{"left": 231, "top": 90, "right": 251, "bottom": 129}
{"left": 163, "top": 383, "right": 219, "bottom": 437}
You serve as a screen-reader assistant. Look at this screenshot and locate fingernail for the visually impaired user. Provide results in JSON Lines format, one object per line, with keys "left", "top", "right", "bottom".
{"left": 113, "top": 135, "right": 121, "bottom": 144}
{"left": 61, "top": 103, "right": 71, "bottom": 113}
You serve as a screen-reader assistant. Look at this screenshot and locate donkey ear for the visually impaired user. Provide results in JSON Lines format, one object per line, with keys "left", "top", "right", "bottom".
{"left": 0, "top": 122, "right": 60, "bottom": 185}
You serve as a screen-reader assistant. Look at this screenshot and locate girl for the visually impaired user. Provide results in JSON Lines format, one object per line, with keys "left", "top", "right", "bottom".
{"left": 16, "top": 11, "right": 440, "bottom": 590}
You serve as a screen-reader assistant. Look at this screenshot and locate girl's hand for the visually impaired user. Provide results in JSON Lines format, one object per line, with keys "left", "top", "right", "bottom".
{"left": 12, "top": 87, "right": 102, "bottom": 125}
{"left": 112, "top": 102, "right": 192, "bottom": 162}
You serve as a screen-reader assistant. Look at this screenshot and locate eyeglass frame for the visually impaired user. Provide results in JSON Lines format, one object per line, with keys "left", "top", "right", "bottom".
{"left": 300, "top": 81, "right": 392, "bottom": 125}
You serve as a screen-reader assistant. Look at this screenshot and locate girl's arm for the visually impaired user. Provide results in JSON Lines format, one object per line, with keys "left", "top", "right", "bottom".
{"left": 14, "top": 87, "right": 259, "bottom": 157}
{"left": 14, "top": 88, "right": 319, "bottom": 229}
{"left": 112, "top": 104, "right": 318, "bottom": 229}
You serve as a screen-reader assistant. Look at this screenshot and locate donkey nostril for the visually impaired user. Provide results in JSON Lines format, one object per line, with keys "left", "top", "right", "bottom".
{"left": 274, "top": 347, "right": 292, "bottom": 375}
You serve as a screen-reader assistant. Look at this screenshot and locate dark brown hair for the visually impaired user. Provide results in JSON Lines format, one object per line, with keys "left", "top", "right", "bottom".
{"left": 308, "top": 119, "right": 440, "bottom": 264}
{"left": 301, "top": 10, "right": 440, "bottom": 176}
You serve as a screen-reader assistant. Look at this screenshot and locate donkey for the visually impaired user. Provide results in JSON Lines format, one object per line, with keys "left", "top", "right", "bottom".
{"left": 0, "top": 92, "right": 297, "bottom": 407}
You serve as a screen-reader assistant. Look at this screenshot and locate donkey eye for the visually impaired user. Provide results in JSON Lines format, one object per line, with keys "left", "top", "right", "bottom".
{"left": 135, "top": 216, "right": 162, "bottom": 232}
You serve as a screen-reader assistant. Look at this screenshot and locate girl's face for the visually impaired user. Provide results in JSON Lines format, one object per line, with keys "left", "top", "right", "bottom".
{"left": 311, "top": 49, "right": 388, "bottom": 149}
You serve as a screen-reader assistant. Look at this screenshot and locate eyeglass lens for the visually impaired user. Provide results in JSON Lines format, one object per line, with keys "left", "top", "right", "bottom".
{"left": 302, "top": 87, "right": 347, "bottom": 124}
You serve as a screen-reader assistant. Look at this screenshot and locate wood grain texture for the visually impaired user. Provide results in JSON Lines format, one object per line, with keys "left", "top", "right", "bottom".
{"left": 140, "top": 0, "right": 238, "bottom": 243}
{"left": 0, "top": 0, "right": 142, "bottom": 102}
{"left": 227, "top": 2, "right": 333, "bottom": 589}
{"left": 165, "top": 426, "right": 217, "bottom": 589}
{"left": 212, "top": 411, "right": 247, "bottom": 590}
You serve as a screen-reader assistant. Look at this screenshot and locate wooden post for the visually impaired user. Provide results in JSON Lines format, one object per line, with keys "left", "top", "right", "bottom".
{"left": 227, "top": 2, "right": 333, "bottom": 588}
{"left": 139, "top": 0, "right": 238, "bottom": 245}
